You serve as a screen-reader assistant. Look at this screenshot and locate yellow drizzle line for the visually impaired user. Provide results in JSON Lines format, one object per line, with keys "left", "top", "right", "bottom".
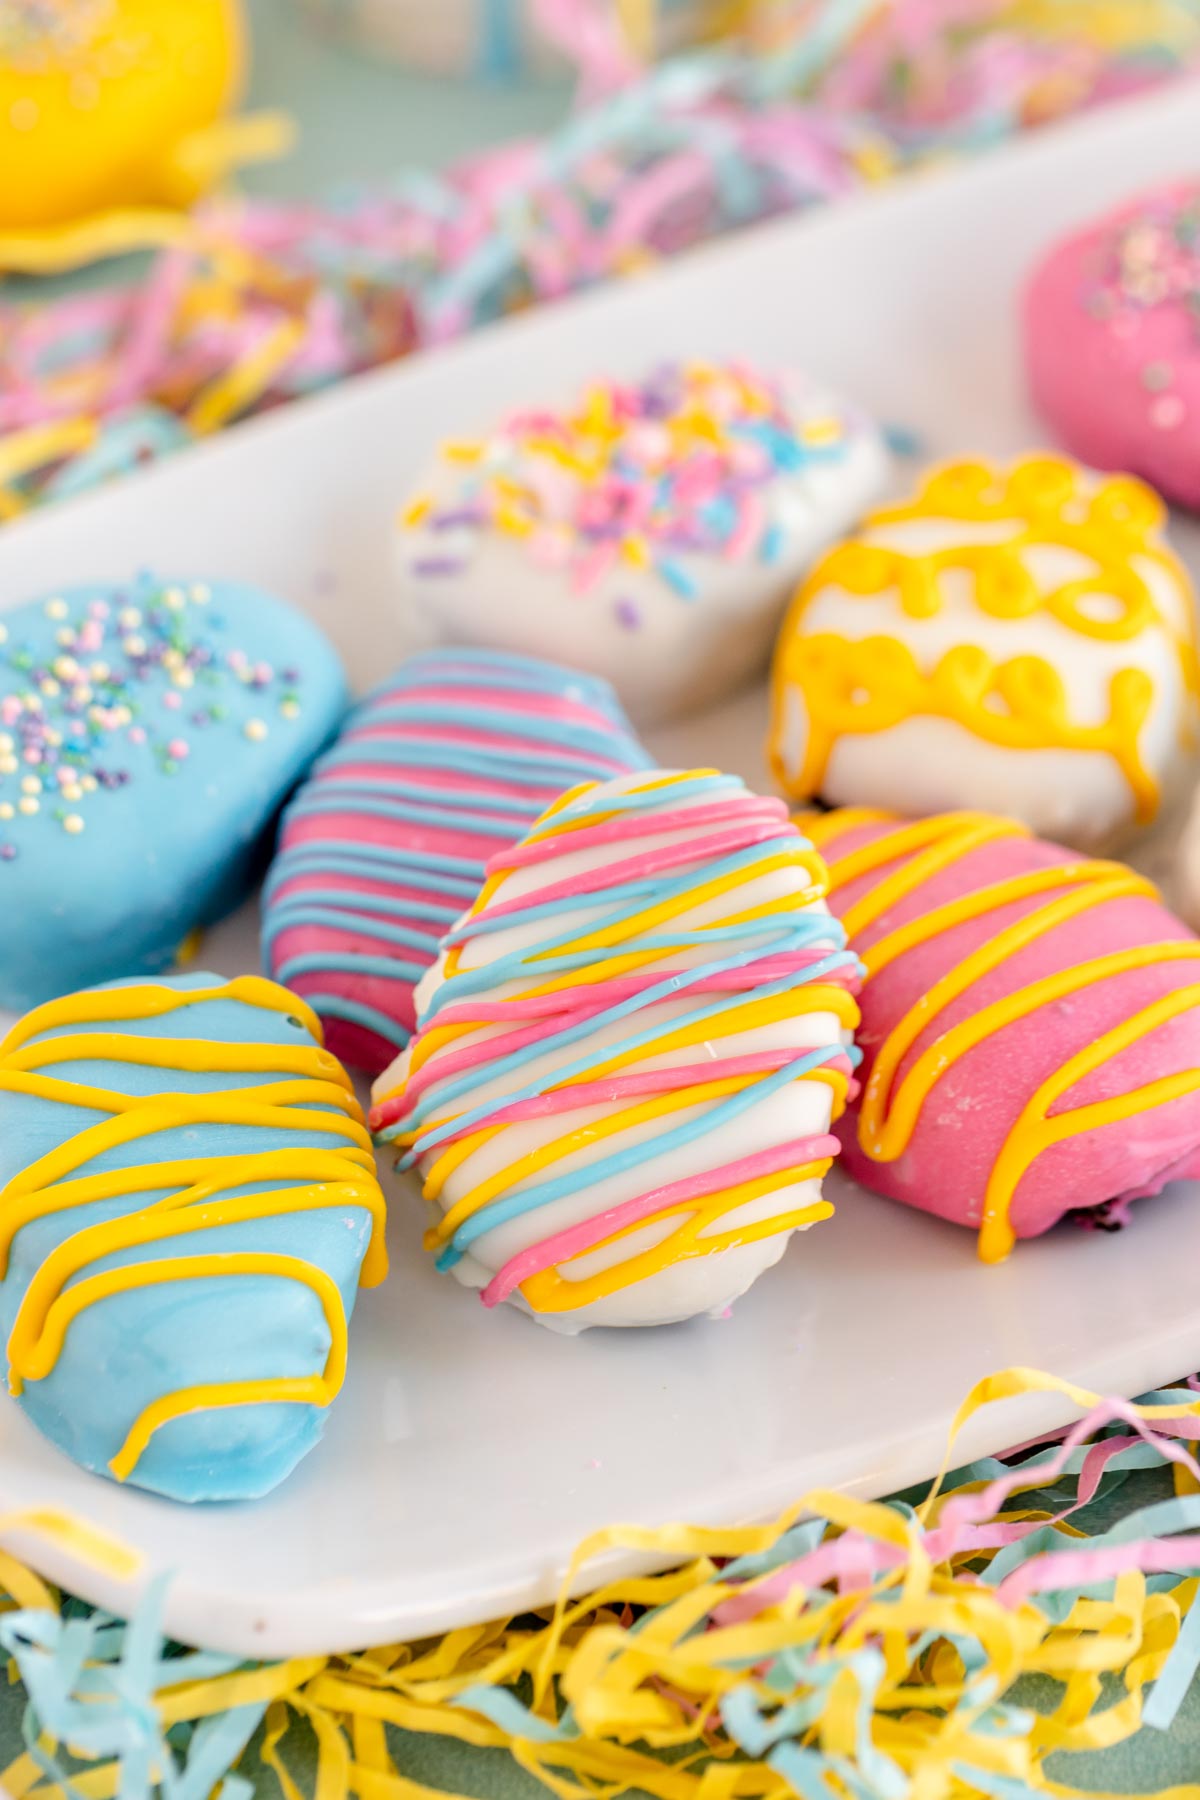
{"left": 0, "top": 976, "right": 388, "bottom": 1482}
{"left": 770, "top": 457, "right": 1200, "bottom": 820}
{"left": 810, "top": 810, "right": 1200, "bottom": 1262}
{"left": 401, "top": 772, "right": 858, "bottom": 1309}
{"left": 521, "top": 1161, "right": 836, "bottom": 1315}
{"left": 420, "top": 1060, "right": 851, "bottom": 1250}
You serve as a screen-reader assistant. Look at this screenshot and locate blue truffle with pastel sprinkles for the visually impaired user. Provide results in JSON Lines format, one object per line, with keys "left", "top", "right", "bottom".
{"left": 0, "top": 575, "right": 347, "bottom": 1011}
{"left": 0, "top": 970, "right": 387, "bottom": 1502}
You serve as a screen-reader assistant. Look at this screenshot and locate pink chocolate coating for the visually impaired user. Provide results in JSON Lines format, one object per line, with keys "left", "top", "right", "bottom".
{"left": 818, "top": 811, "right": 1200, "bottom": 1242}
{"left": 1024, "top": 181, "right": 1200, "bottom": 510}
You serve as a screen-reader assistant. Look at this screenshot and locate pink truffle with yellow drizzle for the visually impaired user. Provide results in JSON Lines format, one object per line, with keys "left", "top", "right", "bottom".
{"left": 804, "top": 808, "right": 1200, "bottom": 1262}
{"left": 371, "top": 769, "right": 861, "bottom": 1330}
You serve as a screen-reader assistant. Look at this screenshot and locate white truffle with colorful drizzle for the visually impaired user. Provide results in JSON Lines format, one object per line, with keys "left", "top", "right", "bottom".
{"left": 0, "top": 972, "right": 387, "bottom": 1502}
{"left": 769, "top": 457, "right": 1199, "bottom": 851}
{"left": 396, "top": 362, "right": 889, "bottom": 726}
{"left": 371, "top": 770, "right": 861, "bottom": 1331}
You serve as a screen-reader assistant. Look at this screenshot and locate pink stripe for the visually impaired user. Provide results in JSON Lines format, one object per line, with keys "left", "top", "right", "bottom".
{"left": 492, "top": 797, "right": 792, "bottom": 875}
{"left": 416, "top": 1051, "right": 854, "bottom": 1150}
{"left": 479, "top": 1134, "right": 840, "bottom": 1307}
{"left": 571, "top": 540, "right": 619, "bottom": 593}
{"left": 723, "top": 492, "right": 764, "bottom": 561}
{"left": 426, "top": 949, "right": 842, "bottom": 1032}
{"left": 372, "top": 679, "right": 619, "bottom": 726}
{"left": 374, "top": 956, "right": 846, "bottom": 1127}
{"left": 324, "top": 758, "right": 554, "bottom": 811}
{"left": 464, "top": 820, "right": 802, "bottom": 927}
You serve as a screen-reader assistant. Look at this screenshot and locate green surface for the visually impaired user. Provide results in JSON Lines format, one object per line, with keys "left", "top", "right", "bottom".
{"left": 243, "top": 0, "right": 571, "bottom": 189}
{"left": 4, "top": 8, "right": 1200, "bottom": 1794}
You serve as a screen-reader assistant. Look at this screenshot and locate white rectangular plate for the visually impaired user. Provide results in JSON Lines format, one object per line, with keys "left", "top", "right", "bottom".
{"left": 2, "top": 84, "right": 1200, "bottom": 1659}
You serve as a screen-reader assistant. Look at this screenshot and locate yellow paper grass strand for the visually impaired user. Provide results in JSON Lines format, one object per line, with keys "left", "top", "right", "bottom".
{"left": 7, "top": 1368, "right": 1200, "bottom": 1797}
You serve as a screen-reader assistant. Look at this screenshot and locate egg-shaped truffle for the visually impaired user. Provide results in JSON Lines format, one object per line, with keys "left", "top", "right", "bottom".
{"left": 396, "top": 361, "right": 889, "bottom": 726}
{"left": 262, "top": 649, "right": 651, "bottom": 1074}
{"left": 770, "top": 456, "right": 1198, "bottom": 850}
{"left": 804, "top": 807, "right": 1200, "bottom": 1261}
{"left": 0, "top": 971, "right": 387, "bottom": 1501}
{"left": 0, "top": 574, "right": 346, "bottom": 1012}
{"left": 1025, "top": 181, "right": 1200, "bottom": 512}
{"left": 371, "top": 769, "right": 861, "bottom": 1331}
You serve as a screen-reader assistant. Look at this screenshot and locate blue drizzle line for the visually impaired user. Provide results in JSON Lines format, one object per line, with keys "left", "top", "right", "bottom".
{"left": 386, "top": 771, "right": 863, "bottom": 1267}
{"left": 435, "top": 1045, "right": 851, "bottom": 1270}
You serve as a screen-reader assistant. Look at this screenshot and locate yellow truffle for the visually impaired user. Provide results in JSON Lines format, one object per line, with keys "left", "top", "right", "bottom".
{"left": 0, "top": 0, "right": 246, "bottom": 232}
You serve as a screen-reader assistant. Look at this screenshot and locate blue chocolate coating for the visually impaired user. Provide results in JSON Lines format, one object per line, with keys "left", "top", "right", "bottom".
{"left": 0, "top": 576, "right": 346, "bottom": 1010}
{"left": 0, "top": 972, "right": 384, "bottom": 1503}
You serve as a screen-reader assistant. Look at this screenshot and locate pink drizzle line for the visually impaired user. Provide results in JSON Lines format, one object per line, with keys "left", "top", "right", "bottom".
{"left": 418, "top": 1049, "right": 855, "bottom": 1153}
{"left": 371, "top": 952, "right": 840, "bottom": 1130}
{"left": 491, "top": 795, "right": 792, "bottom": 875}
{"left": 464, "top": 817, "right": 804, "bottom": 927}
{"left": 480, "top": 1132, "right": 841, "bottom": 1307}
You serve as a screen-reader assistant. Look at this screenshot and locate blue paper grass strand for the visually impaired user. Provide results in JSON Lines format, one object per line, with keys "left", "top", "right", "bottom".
{"left": 10, "top": 1369, "right": 1200, "bottom": 1796}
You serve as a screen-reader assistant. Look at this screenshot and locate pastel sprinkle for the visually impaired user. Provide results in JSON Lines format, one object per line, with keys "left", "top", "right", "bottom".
{"left": 401, "top": 494, "right": 434, "bottom": 527}
{"left": 405, "top": 363, "right": 851, "bottom": 605}
{"left": 244, "top": 719, "right": 268, "bottom": 742}
{"left": 0, "top": 577, "right": 306, "bottom": 837}
{"left": 1153, "top": 393, "right": 1186, "bottom": 429}
{"left": 883, "top": 421, "right": 926, "bottom": 458}
{"left": 411, "top": 557, "right": 468, "bottom": 577}
{"left": 614, "top": 597, "right": 642, "bottom": 629}
{"left": 658, "top": 558, "right": 698, "bottom": 599}
{"left": 760, "top": 522, "right": 786, "bottom": 565}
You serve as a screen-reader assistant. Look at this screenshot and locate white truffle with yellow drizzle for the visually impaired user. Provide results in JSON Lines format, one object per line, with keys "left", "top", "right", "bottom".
{"left": 769, "top": 456, "right": 1199, "bottom": 851}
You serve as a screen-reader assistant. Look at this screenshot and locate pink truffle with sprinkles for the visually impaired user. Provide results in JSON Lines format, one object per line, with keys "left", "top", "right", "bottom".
{"left": 396, "top": 360, "right": 888, "bottom": 726}
{"left": 1025, "top": 181, "right": 1200, "bottom": 511}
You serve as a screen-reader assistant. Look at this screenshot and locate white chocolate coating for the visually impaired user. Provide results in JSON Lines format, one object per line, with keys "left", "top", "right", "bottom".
{"left": 770, "top": 457, "right": 1198, "bottom": 852}
{"left": 371, "top": 769, "right": 861, "bottom": 1331}
{"left": 395, "top": 363, "right": 889, "bottom": 727}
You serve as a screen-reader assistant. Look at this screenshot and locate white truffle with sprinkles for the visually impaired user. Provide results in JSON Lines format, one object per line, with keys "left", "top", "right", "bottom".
{"left": 396, "top": 360, "right": 889, "bottom": 725}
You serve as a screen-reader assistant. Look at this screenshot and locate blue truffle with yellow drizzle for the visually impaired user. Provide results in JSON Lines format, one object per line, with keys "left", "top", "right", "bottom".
{"left": 0, "top": 574, "right": 346, "bottom": 1011}
{"left": 0, "top": 971, "right": 387, "bottom": 1502}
